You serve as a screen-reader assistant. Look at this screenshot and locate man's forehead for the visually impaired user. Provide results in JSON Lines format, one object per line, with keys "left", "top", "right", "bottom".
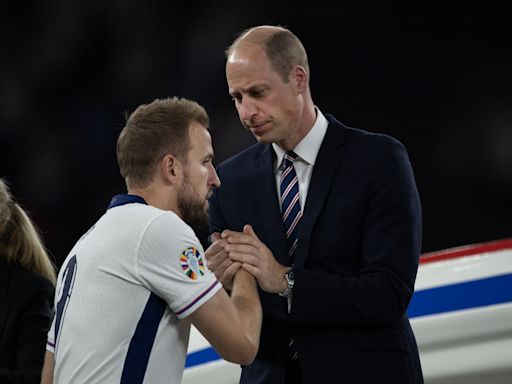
{"left": 188, "top": 124, "right": 212, "bottom": 150}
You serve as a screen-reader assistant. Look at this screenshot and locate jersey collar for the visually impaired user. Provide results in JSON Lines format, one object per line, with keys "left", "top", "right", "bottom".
{"left": 108, "top": 194, "right": 147, "bottom": 209}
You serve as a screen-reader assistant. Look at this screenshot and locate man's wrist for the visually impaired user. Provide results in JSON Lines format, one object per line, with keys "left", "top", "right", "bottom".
{"left": 278, "top": 268, "right": 294, "bottom": 298}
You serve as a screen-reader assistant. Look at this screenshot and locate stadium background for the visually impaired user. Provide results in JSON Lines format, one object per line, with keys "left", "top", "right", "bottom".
{"left": 1, "top": 2, "right": 511, "bottom": 268}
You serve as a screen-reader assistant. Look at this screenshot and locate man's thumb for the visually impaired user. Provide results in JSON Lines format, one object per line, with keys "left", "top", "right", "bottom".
{"left": 243, "top": 224, "right": 259, "bottom": 240}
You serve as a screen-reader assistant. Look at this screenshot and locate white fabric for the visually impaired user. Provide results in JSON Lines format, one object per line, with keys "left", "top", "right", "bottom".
{"left": 273, "top": 108, "right": 328, "bottom": 209}
{"left": 46, "top": 202, "right": 221, "bottom": 384}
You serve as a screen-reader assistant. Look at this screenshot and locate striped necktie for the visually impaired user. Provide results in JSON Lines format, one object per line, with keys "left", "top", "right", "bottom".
{"left": 280, "top": 151, "right": 302, "bottom": 258}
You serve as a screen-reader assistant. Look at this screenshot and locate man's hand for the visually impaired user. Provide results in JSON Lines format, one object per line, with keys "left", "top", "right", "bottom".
{"left": 205, "top": 232, "right": 241, "bottom": 290}
{"left": 223, "top": 225, "right": 288, "bottom": 293}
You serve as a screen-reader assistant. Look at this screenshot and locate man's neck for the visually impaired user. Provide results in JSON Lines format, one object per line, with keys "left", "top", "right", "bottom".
{"left": 127, "top": 186, "right": 178, "bottom": 214}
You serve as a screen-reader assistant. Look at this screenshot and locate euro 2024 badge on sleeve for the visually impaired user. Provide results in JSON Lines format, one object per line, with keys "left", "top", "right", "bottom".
{"left": 181, "top": 247, "right": 206, "bottom": 280}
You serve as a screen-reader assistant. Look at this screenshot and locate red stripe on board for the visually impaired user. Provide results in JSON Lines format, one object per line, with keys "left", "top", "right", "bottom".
{"left": 420, "top": 238, "right": 512, "bottom": 264}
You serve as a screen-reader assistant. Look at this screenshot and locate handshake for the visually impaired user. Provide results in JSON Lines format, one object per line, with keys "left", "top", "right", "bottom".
{"left": 205, "top": 224, "right": 289, "bottom": 294}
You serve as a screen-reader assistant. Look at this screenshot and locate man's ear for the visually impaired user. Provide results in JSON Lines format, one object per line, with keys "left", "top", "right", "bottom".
{"left": 293, "top": 65, "right": 308, "bottom": 94}
{"left": 161, "top": 154, "right": 182, "bottom": 184}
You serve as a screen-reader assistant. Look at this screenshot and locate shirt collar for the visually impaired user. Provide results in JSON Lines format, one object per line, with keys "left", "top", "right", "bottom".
{"left": 108, "top": 194, "right": 147, "bottom": 209}
{"left": 273, "top": 107, "right": 328, "bottom": 167}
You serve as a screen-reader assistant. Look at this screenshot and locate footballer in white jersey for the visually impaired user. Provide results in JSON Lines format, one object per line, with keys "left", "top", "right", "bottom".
{"left": 46, "top": 194, "right": 221, "bottom": 383}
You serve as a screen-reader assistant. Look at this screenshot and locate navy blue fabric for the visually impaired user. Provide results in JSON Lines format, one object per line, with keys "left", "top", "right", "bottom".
{"left": 208, "top": 115, "right": 424, "bottom": 383}
{"left": 108, "top": 194, "right": 147, "bottom": 209}
{"left": 120, "top": 293, "right": 166, "bottom": 384}
{"left": 54, "top": 255, "right": 77, "bottom": 351}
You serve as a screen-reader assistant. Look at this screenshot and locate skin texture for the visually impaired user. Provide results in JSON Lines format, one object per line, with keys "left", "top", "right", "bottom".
{"left": 177, "top": 123, "right": 220, "bottom": 228}
{"left": 226, "top": 41, "right": 314, "bottom": 151}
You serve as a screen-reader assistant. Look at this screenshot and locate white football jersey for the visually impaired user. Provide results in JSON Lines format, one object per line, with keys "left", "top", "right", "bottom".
{"left": 47, "top": 195, "right": 221, "bottom": 383}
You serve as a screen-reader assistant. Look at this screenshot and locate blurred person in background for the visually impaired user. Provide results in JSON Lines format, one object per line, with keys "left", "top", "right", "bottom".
{"left": 0, "top": 178, "right": 56, "bottom": 384}
{"left": 207, "top": 25, "right": 424, "bottom": 383}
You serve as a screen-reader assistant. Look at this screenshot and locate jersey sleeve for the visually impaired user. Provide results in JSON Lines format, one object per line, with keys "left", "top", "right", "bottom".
{"left": 46, "top": 316, "right": 56, "bottom": 353}
{"left": 136, "top": 212, "right": 222, "bottom": 319}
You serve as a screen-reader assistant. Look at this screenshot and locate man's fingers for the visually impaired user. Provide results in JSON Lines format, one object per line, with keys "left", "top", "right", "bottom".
{"left": 223, "top": 232, "right": 257, "bottom": 246}
{"left": 205, "top": 238, "right": 228, "bottom": 256}
{"left": 222, "top": 262, "right": 242, "bottom": 286}
{"left": 205, "top": 246, "right": 228, "bottom": 271}
{"left": 228, "top": 251, "right": 259, "bottom": 267}
{"left": 210, "top": 232, "right": 221, "bottom": 242}
{"left": 217, "top": 256, "right": 234, "bottom": 274}
{"left": 225, "top": 243, "right": 256, "bottom": 255}
{"left": 222, "top": 225, "right": 261, "bottom": 242}
{"left": 243, "top": 224, "right": 260, "bottom": 241}
{"left": 240, "top": 263, "right": 260, "bottom": 280}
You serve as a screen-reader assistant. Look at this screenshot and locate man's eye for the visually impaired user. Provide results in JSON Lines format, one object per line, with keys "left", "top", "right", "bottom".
{"left": 251, "top": 89, "right": 265, "bottom": 98}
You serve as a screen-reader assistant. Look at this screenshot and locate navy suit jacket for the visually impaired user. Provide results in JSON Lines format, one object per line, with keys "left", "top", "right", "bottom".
{"left": 209, "top": 115, "right": 424, "bottom": 383}
{"left": 0, "top": 258, "right": 54, "bottom": 384}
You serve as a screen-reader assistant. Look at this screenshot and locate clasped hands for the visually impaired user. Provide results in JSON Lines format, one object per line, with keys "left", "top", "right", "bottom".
{"left": 205, "top": 224, "right": 288, "bottom": 293}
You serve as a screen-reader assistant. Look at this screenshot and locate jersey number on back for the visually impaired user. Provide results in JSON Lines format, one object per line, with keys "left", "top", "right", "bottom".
{"left": 54, "top": 255, "right": 77, "bottom": 352}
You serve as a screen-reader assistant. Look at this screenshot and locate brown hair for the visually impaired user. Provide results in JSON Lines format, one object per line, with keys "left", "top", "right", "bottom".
{"left": 116, "top": 96, "right": 209, "bottom": 189}
{"left": 0, "top": 179, "right": 56, "bottom": 285}
{"left": 226, "top": 25, "right": 310, "bottom": 83}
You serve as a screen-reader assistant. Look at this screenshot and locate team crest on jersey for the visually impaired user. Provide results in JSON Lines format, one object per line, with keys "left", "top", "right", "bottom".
{"left": 180, "top": 247, "right": 206, "bottom": 280}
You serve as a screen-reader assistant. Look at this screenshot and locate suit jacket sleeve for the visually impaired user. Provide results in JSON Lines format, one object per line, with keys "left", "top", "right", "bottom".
{"left": 291, "top": 136, "right": 422, "bottom": 327}
{"left": 208, "top": 185, "right": 227, "bottom": 235}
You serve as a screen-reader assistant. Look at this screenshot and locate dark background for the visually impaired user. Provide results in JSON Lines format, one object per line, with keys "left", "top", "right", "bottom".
{"left": 1, "top": 2, "right": 511, "bottom": 269}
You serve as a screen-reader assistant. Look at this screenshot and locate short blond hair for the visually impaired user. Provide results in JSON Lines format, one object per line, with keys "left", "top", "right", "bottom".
{"left": 117, "top": 97, "right": 209, "bottom": 189}
{"left": 0, "top": 179, "right": 56, "bottom": 285}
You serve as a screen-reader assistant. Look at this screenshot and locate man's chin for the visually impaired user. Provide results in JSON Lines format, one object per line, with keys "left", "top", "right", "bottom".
{"left": 253, "top": 134, "right": 273, "bottom": 144}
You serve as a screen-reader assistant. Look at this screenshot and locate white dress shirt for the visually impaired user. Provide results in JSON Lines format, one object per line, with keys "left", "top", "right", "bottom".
{"left": 273, "top": 108, "right": 328, "bottom": 210}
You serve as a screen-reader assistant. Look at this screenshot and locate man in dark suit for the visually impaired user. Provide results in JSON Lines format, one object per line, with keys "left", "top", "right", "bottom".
{"left": 206, "top": 25, "right": 424, "bottom": 383}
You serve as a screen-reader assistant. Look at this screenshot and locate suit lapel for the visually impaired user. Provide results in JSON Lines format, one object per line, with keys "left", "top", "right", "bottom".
{"left": 251, "top": 145, "right": 290, "bottom": 266}
{"left": 293, "top": 117, "right": 348, "bottom": 267}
